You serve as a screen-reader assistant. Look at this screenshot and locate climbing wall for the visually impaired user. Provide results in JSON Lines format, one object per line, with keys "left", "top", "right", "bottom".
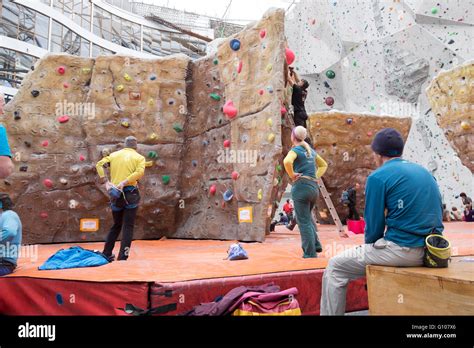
{"left": 1, "top": 9, "right": 289, "bottom": 244}
{"left": 426, "top": 60, "right": 474, "bottom": 172}
{"left": 175, "top": 9, "right": 288, "bottom": 241}
{"left": 307, "top": 112, "right": 412, "bottom": 223}
{"left": 285, "top": 0, "right": 474, "bottom": 209}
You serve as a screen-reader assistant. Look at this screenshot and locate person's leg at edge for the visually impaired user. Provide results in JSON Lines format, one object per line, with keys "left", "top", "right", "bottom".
{"left": 320, "top": 239, "right": 424, "bottom": 315}
{"left": 310, "top": 195, "right": 323, "bottom": 253}
{"left": 103, "top": 209, "right": 124, "bottom": 257}
{"left": 118, "top": 207, "right": 138, "bottom": 261}
{"left": 292, "top": 182, "right": 317, "bottom": 258}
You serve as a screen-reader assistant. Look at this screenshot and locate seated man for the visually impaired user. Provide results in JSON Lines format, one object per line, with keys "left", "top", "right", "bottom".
{"left": 320, "top": 128, "right": 443, "bottom": 315}
{"left": 0, "top": 193, "right": 22, "bottom": 276}
{"left": 278, "top": 212, "right": 289, "bottom": 225}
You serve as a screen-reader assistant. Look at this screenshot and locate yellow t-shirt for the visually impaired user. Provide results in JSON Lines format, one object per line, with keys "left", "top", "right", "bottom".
{"left": 96, "top": 148, "right": 145, "bottom": 186}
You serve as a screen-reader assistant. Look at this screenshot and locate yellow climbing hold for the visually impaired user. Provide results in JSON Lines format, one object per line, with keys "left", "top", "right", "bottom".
{"left": 82, "top": 67, "right": 91, "bottom": 74}
{"left": 148, "top": 98, "right": 155, "bottom": 106}
{"left": 145, "top": 161, "right": 154, "bottom": 168}
{"left": 148, "top": 133, "right": 158, "bottom": 141}
{"left": 124, "top": 73, "right": 132, "bottom": 81}
{"left": 266, "top": 64, "right": 273, "bottom": 73}
{"left": 116, "top": 85, "right": 124, "bottom": 92}
{"left": 461, "top": 121, "right": 471, "bottom": 130}
{"left": 257, "top": 189, "right": 263, "bottom": 200}
{"left": 273, "top": 178, "right": 279, "bottom": 186}
{"left": 267, "top": 118, "right": 273, "bottom": 127}
{"left": 268, "top": 133, "right": 275, "bottom": 142}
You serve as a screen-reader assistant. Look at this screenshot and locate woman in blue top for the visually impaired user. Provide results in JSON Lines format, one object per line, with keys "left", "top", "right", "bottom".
{"left": 284, "top": 126, "right": 328, "bottom": 258}
{"left": 0, "top": 193, "right": 22, "bottom": 276}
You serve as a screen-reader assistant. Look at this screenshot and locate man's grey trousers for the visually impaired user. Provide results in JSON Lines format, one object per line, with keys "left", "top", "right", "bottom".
{"left": 320, "top": 238, "right": 424, "bottom": 315}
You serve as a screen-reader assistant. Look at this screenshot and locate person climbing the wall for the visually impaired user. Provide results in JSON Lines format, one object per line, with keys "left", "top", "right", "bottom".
{"left": 0, "top": 93, "right": 14, "bottom": 179}
{"left": 0, "top": 193, "right": 22, "bottom": 276}
{"left": 287, "top": 68, "right": 312, "bottom": 145}
{"left": 343, "top": 183, "right": 361, "bottom": 222}
{"left": 283, "top": 126, "right": 329, "bottom": 258}
{"left": 320, "top": 128, "right": 444, "bottom": 315}
{"left": 458, "top": 193, "right": 472, "bottom": 211}
{"left": 96, "top": 136, "right": 146, "bottom": 261}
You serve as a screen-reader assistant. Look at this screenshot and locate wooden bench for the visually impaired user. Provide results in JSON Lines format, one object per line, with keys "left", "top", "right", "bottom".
{"left": 366, "top": 257, "right": 474, "bottom": 315}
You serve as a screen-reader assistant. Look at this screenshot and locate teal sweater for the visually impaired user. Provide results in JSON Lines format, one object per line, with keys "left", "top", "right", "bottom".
{"left": 0, "top": 210, "right": 22, "bottom": 266}
{"left": 364, "top": 158, "right": 443, "bottom": 247}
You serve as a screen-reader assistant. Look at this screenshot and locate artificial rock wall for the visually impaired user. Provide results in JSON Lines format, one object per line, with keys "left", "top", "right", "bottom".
{"left": 307, "top": 112, "right": 412, "bottom": 222}
{"left": 285, "top": 0, "right": 474, "bottom": 210}
{"left": 1, "top": 9, "right": 290, "bottom": 244}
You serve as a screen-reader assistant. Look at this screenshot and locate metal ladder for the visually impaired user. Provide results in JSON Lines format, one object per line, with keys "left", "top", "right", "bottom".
{"left": 316, "top": 178, "right": 345, "bottom": 234}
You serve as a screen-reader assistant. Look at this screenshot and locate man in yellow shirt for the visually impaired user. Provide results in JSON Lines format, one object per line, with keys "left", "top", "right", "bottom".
{"left": 96, "top": 136, "right": 145, "bottom": 261}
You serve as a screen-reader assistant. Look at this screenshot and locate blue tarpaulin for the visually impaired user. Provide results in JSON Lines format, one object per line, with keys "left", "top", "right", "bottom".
{"left": 38, "top": 246, "right": 109, "bottom": 270}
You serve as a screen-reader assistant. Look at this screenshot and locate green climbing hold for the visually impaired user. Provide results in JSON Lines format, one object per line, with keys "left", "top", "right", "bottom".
{"left": 213, "top": 58, "right": 219, "bottom": 65}
{"left": 209, "top": 93, "right": 221, "bottom": 101}
{"left": 325, "top": 70, "right": 336, "bottom": 79}
{"left": 276, "top": 164, "right": 282, "bottom": 172}
{"left": 431, "top": 7, "right": 438, "bottom": 14}
{"left": 353, "top": 61, "right": 357, "bottom": 67}
{"left": 173, "top": 123, "right": 184, "bottom": 133}
{"left": 162, "top": 175, "right": 170, "bottom": 185}
{"left": 148, "top": 151, "right": 158, "bottom": 159}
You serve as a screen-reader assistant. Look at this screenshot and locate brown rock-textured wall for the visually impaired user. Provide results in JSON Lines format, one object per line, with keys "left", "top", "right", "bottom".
{"left": 307, "top": 112, "right": 412, "bottom": 223}
{"left": 426, "top": 61, "right": 474, "bottom": 173}
{"left": 1, "top": 9, "right": 290, "bottom": 244}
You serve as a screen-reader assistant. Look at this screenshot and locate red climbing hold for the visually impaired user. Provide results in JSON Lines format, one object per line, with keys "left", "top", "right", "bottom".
{"left": 237, "top": 61, "right": 243, "bottom": 74}
{"left": 325, "top": 97, "right": 335, "bottom": 106}
{"left": 232, "top": 171, "right": 240, "bottom": 180}
{"left": 286, "top": 48, "right": 296, "bottom": 65}
{"left": 281, "top": 105, "right": 287, "bottom": 116}
{"left": 42, "top": 140, "right": 49, "bottom": 147}
{"left": 57, "top": 66, "right": 66, "bottom": 75}
{"left": 260, "top": 29, "right": 266, "bottom": 39}
{"left": 223, "top": 100, "right": 238, "bottom": 119}
{"left": 40, "top": 212, "right": 48, "bottom": 219}
{"left": 63, "top": 83, "right": 69, "bottom": 88}
{"left": 58, "top": 115, "right": 70, "bottom": 123}
{"left": 79, "top": 155, "right": 86, "bottom": 161}
{"left": 43, "top": 179, "right": 53, "bottom": 188}
{"left": 223, "top": 140, "right": 231, "bottom": 148}
{"left": 210, "top": 185, "right": 217, "bottom": 196}
{"left": 258, "top": 89, "right": 264, "bottom": 95}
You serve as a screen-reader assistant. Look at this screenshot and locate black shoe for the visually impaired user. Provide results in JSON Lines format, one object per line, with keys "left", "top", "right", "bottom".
{"left": 104, "top": 253, "right": 115, "bottom": 262}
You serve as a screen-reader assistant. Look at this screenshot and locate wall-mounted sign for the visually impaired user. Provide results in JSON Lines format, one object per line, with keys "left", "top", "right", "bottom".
{"left": 80, "top": 219, "right": 99, "bottom": 232}
{"left": 238, "top": 207, "right": 253, "bottom": 223}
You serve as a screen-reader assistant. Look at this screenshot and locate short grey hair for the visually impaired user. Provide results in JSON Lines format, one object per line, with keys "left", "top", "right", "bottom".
{"left": 124, "top": 136, "right": 138, "bottom": 149}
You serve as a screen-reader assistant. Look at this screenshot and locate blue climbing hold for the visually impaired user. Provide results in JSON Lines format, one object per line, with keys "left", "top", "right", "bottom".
{"left": 230, "top": 39, "right": 241, "bottom": 51}
{"left": 56, "top": 293, "right": 64, "bottom": 305}
{"left": 223, "top": 189, "right": 234, "bottom": 202}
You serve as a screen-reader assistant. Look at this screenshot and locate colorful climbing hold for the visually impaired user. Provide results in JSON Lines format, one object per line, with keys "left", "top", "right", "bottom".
{"left": 162, "top": 175, "right": 170, "bottom": 185}
{"left": 268, "top": 133, "right": 276, "bottom": 142}
{"left": 237, "top": 61, "right": 243, "bottom": 74}
{"left": 40, "top": 212, "right": 48, "bottom": 219}
{"left": 281, "top": 106, "right": 287, "bottom": 116}
{"left": 223, "top": 100, "right": 238, "bottom": 119}
{"left": 461, "top": 121, "right": 471, "bottom": 130}
{"left": 58, "top": 115, "right": 70, "bottom": 123}
{"left": 59, "top": 178, "right": 68, "bottom": 185}
{"left": 266, "top": 64, "right": 273, "bottom": 73}
{"left": 232, "top": 171, "right": 240, "bottom": 180}
{"left": 121, "top": 119, "right": 130, "bottom": 128}
{"left": 148, "top": 151, "right": 158, "bottom": 159}
{"left": 14, "top": 111, "right": 21, "bottom": 120}
{"left": 325, "top": 97, "right": 335, "bottom": 106}
{"left": 431, "top": 7, "right": 438, "bottom": 14}
{"left": 267, "top": 118, "right": 273, "bottom": 127}
{"left": 19, "top": 165, "right": 28, "bottom": 172}
{"left": 210, "top": 185, "right": 217, "bottom": 196}
{"left": 267, "top": 86, "right": 274, "bottom": 93}
{"left": 192, "top": 160, "right": 198, "bottom": 167}
{"left": 79, "top": 155, "right": 85, "bottom": 161}
{"left": 116, "top": 85, "right": 124, "bottom": 92}
{"left": 223, "top": 189, "right": 234, "bottom": 202}
{"left": 209, "top": 93, "right": 221, "bottom": 101}
{"left": 276, "top": 164, "right": 282, "bottom": 172}
{"left": 150, "top": 74, "right": 157, "bottom": 81}
{"left": 82, "top": 67, "right": 91, "bottom": 74}
{"left": 123, "top": 73, "right": 132, "bottom": 81}
{"left": 367, "top": 131, "right": 373, "bottom": 137}
{"left": 326, "top": 70, "right": 336, "bottom": 79}
{"left": 56, "top": 293, "right": 64, "bottom": 305}
{"left": 258, "top": 89, "right": 264, "bottom": 95}
{"left": 230, "top": 39, "right": 241, "bottom": 51}
{"left": 31, "top": 90, "right": 40, "bottom": 97}
{"left": 173, "top": 123, "right": 184, "bottom": 133}
{"left": 148, "top": 98, "right": 155, "bottom": 106}
{"left": 63, "top": 83, "right": 69, "bottom": 89}
{"left": 286, "top": 48, "right": 296, "bottom": 65}
{"left": 149, "top": 133, "right": 158, "bottom": 141}
{"left": 213, "top": 58, "right": 219, "bottom": 65}
{"left": 43, "top": 179, "right": 53, "bottom": 188}
{"left": 223, "top": 139, "right": 231, "bottom": 148}
{"left": 57, "top": 66, "right": 66, "bottom": 75}
{"left": 260, "top": 29, "right": 266, "bottom": 39}
{"left": 42, "top": 140, "right": 49, "bottom": 147}
{"left": 257, "top": 189, "right": 263, "bottom": 201}
{"left": 346, "top": 118, "right": 353, "bottom": 125}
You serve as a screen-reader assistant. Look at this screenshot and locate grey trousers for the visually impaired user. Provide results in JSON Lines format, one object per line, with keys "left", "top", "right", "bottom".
{"left": 320, "top": 238, "right": 424, "bottom": 315}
